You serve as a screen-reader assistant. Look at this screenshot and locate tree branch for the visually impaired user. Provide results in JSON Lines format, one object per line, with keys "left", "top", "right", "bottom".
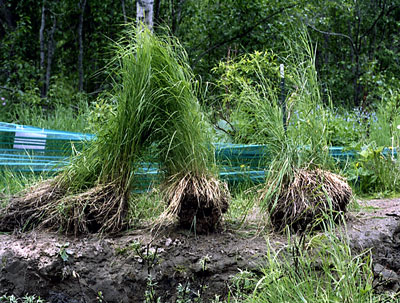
{"left": 361, "top": 3, "right": 399, "bottom": 41}
{"left": 306, "top": 22, "right": 356, "bottom": 52}
{"left": 192, "top": 4, "right": 298, "bottom": 67}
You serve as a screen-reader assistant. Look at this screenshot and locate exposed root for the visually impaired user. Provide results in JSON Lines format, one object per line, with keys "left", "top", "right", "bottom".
{"left": 157, "top": 173, "right": 230, "bottom": 234}
{"left": 0, "top": 179, "right": 128, "bottom": 235}
{"left": 0, "top": 179, "right": 65, "bottom": 232}
{"left": 261, "top": 169, "right": 352, "bottom": 232}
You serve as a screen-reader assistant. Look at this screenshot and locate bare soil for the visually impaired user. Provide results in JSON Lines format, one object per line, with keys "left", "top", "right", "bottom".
{"left": 1, "top": 198, "right": 400, "bottom": 302}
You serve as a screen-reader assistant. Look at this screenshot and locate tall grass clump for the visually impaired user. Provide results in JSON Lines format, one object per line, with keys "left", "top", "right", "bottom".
{"left": 259, "top": 29, "right": 352, "bottom": 231}
{"left": 0, "top": 25, "right": 229, "bottom": 234}
{"left": 232, "top": 221, "right": 379, "bottom": 303}
{"left": 216, "top": 27, "right": 352, "bottom": 231}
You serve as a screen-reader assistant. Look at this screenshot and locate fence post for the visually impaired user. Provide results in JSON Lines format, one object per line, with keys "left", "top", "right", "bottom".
{"left": 280, "top": 64, "right": 287, "bottom": 133}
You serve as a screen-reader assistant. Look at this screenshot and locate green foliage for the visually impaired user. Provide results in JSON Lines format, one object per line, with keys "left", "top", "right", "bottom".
{"left": 233, "top": 227, "right": 378, "bottom": 303}
{"left": 11, "top": 99, "right": 90, "bottom": 133}
{"left": 305, "top": 0, "right": 400, "bottom": 107}
{"left": 0, "top": 171, "right": 47, "bottom": 203}
{"left": 174, "top": 0, "right": 297, "bottom": 81}
{"left": 213, "top": 50, "right": 279, "bottom": 106}
{"left": 0, "top": 294, "right": 46, "bottom": 303}
{"left": 346, "top": 143, "right": 400, "bottom": 196}
{"left": 369, "top": 88, "right": 400, "bottom": 146}
{"left": 325, "top": 108, "right": 367, "bottom": 146}
{"left": 212, "top": 49, "right": 280, "bottom": 144}
{"left": 87, "top": 96, "right": 117, "bottom": 133}
{"left": 126, "top": 191, "right": 164, "bottom": 228}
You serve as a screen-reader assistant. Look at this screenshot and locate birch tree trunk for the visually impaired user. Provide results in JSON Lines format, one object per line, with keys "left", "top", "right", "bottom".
{"left": 78, "top": 0, "right": 87, "bottom": 92}
{"left": 136, "top": 0, "right": 154, "bottom": 31}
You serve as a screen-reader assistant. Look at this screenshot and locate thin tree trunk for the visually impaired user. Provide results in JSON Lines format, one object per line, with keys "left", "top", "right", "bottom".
{"left": 44, "top": 16, "right": 56, "bottom": 98}
{"left": 0, "top": 0, "right": 16, "bottom": 29}
{"left": 39, "top": 0, "right": 46, "bottom": 98}
{"left": 153, "top": 0, "right": 160, "bottom": 27}
{"left": 78, "top": 0, "right": 87, "bottom": 92}
{"left": 137, "top": 0, "right": 154, "bottom": 31}
{"left": 172, "top": 0, "right": 185, "bottom": 34}
{"left": 121, "top": 0, "right": 127, "bottom": 24}
{"left": 171, "top": 0, "right": 176, "bottom": 33}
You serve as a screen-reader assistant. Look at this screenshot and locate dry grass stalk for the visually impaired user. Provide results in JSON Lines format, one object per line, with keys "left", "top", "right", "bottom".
{"left": 261, "top": 169, "right": 352, "bottom": 232}
{"left": 156, "top": 173, "right": 230, "bottom": 234}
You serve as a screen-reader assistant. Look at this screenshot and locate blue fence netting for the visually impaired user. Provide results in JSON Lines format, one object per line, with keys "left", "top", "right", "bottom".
{"left": 0, "top": 122, "right": 94, "bottom": 172}
{"left": 1, "top": 122, "right": 397, "bottom": 191}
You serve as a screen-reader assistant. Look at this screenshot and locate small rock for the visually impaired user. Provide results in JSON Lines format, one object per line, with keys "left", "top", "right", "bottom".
{"left": 374, "top": 263, "right": 400, "bottom": 286}
{"left": 165, "top": 238, "right": 172, "bottom": 247}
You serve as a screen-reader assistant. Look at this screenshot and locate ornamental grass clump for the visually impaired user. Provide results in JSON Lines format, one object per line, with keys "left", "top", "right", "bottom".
{"left": 250, "top": 28, "right": 353, "bottom": 231}
{"left": 0, "top": 25, "right": 229, "bottom": 234}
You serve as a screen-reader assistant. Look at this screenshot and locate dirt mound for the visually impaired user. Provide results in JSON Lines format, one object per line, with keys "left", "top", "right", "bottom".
{"left": 0, "top": 228, "right": 272, "bottom": 303}
{"left": 2, "top": 198, "right": 400, "bottom": 301}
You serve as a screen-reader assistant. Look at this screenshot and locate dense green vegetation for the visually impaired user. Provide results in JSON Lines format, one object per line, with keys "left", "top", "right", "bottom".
{"left": 1, "top": 1, "right": 399, "bottom": 113}
{"left": 2, "top": 0, "right": 400, "bottom": 195}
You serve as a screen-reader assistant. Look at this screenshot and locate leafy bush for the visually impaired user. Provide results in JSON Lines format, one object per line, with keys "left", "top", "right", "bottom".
{"left": 346, "top": 143, "right": 400, "bottom": 195}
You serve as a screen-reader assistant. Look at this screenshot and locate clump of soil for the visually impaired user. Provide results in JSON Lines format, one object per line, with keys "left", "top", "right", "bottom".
{"left": 264, "top": 169, "right": 352, "bottom": 232}
{"left": 0, "top": 180, "right": 65, "bottom": 232}
{"left": 0, "top": 180, "right": 128, "bottom": 235}
{"left": 161, "top": 174, "right": 230, "bottom": 234}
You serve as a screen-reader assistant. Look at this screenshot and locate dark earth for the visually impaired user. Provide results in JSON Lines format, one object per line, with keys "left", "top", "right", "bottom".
{"left": 1, "top": 198, "right": 400, "bottom": 302}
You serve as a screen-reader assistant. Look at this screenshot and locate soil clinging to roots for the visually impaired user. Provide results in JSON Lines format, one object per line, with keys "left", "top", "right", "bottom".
{"left": 0, "top": 179, "right": 128, "bottom": 235}
{"left": 264, "top": 169, "right": 352, "bottom": 232}
{"left": 159, "top": 173, "right": 230, "bottom": 234}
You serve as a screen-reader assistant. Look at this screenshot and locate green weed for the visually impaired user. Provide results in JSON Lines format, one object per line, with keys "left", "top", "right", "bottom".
{"left": 229, "top": 220, "right": 381, "bottom": 303}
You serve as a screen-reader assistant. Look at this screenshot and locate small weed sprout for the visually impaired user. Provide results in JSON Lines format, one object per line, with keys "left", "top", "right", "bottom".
{"left": 211, "top": 295, "right": 222, "bottom": 303}
{"left": 96, "top": 291, "right": 104, "bottom": 303}
{"left": 176, "top": 282, "right": 192, "bottom": 303}
{"left": 199, "top": 255, "right": 211, "bottom": 272}
{"left": 57, "top": 242, "right": 70, "bottom": 262}
{"left": 21, "top": 296, "right": 45, "bottom": 303}
{"left": 144, "top": 275, "right": 162, "bottom": 303}
{"left": 0, "top": 295, "right": 17, "bottom": 303}
{"left": 0, "top": 295, "right": 46, "bottom": 303}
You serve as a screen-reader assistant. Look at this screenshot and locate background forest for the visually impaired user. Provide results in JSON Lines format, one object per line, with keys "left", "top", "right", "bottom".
{"left": 2, "top": 0, "right": 399, "bottom": 114}
{"left": 1, "top": 0, "right": 400, "bottom": 194}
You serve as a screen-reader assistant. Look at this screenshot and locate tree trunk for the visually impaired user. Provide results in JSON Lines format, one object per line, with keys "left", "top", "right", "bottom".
{"left": 0, "top": 0, "right": 17, "bottom": 31}
{"left": 44, "top": 16, "right": 56, "bottom": 98}
{"left": 78, "top": 0, "right": 87, "bottom": 92}
{"left": 136, "top": 0, "right": 154, "bottom": 30}
{"left": 171, "top": 0, "right": 185, "bottom": 34}
{"left": 153, "top": 0, "right": 160, "bottom": 27}
{"left": 39, "top": 0, "right": 46, "bottom": 98}
{"left": 121, "top": 0, "right": 127, "bottom": 24}
{"left": 0, "top": 0, "right": 16, "bottom": 30}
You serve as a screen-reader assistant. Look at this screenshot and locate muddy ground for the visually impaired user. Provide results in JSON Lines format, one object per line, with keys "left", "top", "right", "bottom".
{"left": 1, "top": 198, "right": 400, "bottom": 302}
